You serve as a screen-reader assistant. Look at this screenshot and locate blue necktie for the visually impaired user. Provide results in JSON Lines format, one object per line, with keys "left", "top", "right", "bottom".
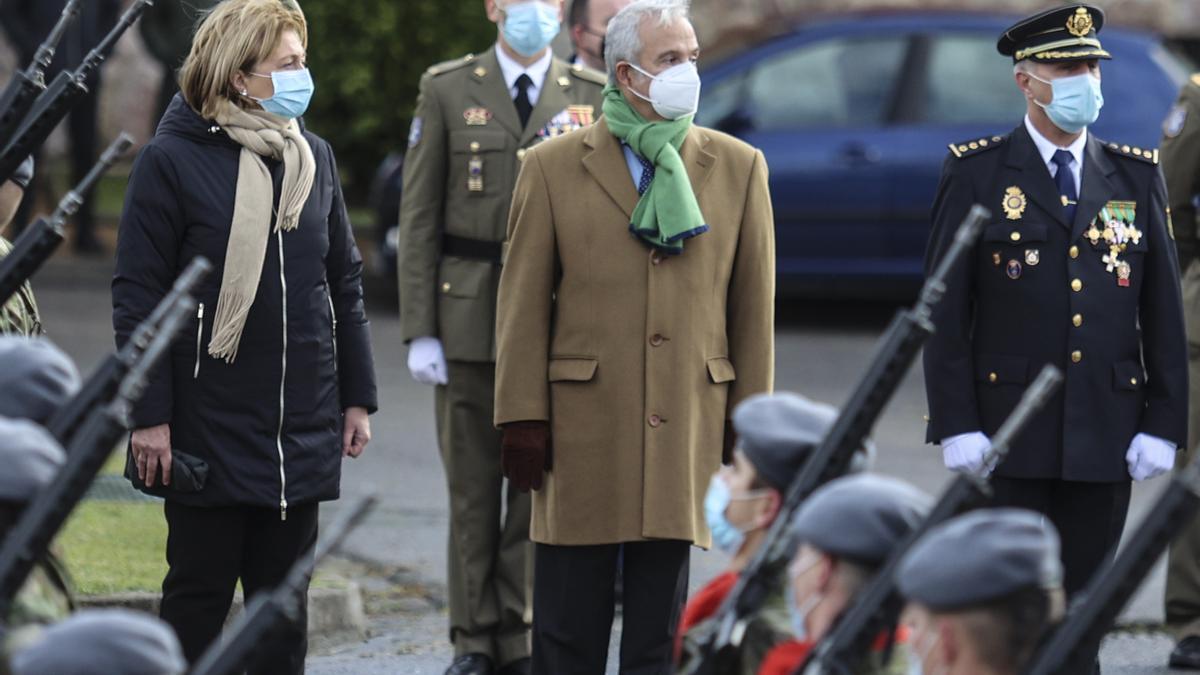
{"left": 637, "top": 155, "right": 655, "bottom": 195}
{"left": 1052, "top": 149, "right": 1077, "bottom": 224}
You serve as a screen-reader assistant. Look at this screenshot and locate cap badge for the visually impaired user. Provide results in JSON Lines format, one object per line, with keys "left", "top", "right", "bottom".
{"left": 1066, "top": 7, "right": 1094, "bottom": 38}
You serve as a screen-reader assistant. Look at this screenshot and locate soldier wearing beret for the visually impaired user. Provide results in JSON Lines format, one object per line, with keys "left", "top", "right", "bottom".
{"left": 921, "top": 3, "right": 1187, "bottom": 639}
{"left": 1159, "top": 69, "right": 1200, "bottom": 670}
{"left": 6, "top": 609, "right": 186, "bottom": 675}
{"left": 397, "top": 1, "right": 604, "bottom": 672}
{"left": 898, "top": 509, "right": 1066, "bottom": 675}
{"left": 0, "top": 336, "right": 81, "bottom": 423}
{"left": 0, "top": 157, "right": 42, "bottom": 336}
{"left": 758, "top": 473, "right": 933, "bottom": 675}
{"left": 673, "top": 393, "right": 838, "bottom": 674}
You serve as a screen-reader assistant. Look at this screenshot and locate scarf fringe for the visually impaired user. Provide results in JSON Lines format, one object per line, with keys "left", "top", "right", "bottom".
{"left": 206, "top": 288, "right": 255, "bottom": 364}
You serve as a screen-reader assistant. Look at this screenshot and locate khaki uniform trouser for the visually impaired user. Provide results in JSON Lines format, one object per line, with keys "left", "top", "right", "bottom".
{"left": 1167, "top": 261, "right": 1200, "bottom": 638}
{"left": 436, "top": 360, "right": 532, "bottom": 663}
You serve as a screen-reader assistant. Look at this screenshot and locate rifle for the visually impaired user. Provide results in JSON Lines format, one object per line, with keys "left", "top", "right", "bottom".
{"left": 0, "top": 133, "right": 132, "bottom": 309}
{"left": 0, "top": 0, "right": 83, "bottom": 145}
{"left": 0, "top": 261, "right": 206, "bottom": 620}
{"left": 188, "top": 495, "right": 379, "bottom": 675}
{"left": 680, "top": 204, "right": 989, "bottom": 675}
{"left": 47, "top": 257, "right": 213, "bottom": 445}
{"left": 797, "top": 365, "right": 1063, "bottom": 675}
{"left": 1025, "top": 450, "right": 1200, "bottom": 674}
{"left": 0, "top": 0, "right": 152, "bottom": 185}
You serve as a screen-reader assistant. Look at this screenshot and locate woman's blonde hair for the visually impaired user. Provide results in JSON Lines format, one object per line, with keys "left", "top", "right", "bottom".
{"left": 178, "top": 0, "right": 308, "bottom": 120}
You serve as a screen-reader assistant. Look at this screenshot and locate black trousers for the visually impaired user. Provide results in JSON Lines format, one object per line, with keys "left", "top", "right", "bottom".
{"left": 990, "top": 477, "right": 1131, "bottom": 673}
{"left": 160, "top": 501, "right": 319, "bottom": 675}
{"left": 532, "top": 540, "right": 690, "bottom": 675}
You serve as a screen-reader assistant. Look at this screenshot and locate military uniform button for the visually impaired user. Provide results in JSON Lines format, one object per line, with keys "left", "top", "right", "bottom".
{"left": 516, "top": 148, "right": 527, "bottom": 161}
{"left": 1071, "top": 350, "right": 1082, "bottom": 363}
{"left": 1072, "top": 314, "right": 1083, "bottom": 327}
{"left": 649, "top": 334, "right": 665, "bottom": 347}
{"left": 649, "top": 414, "right": 662, "bottom": 428}
{"left": 441, "top": 282, "right": 452, "bottom": 293}
{"left": 1130, "top": 377, "right": 1138, "bottom": 386}
{"left": 988, "top": 372, "right": 998, "bottom": 383}
{"left": 469, "top": 141, "right": 481, "bottom": 152}
{"left": 1069, "top": 245, "right": 1079, "bottom": 259}
{"left": 1071, "top": 279, "right": 1083, "bottom": 292}
{"left": 1010, "top": 231, "right": 1021, "bottom": 242}
{"left": 650, "top": 251, "right": 663, "bottom": 265}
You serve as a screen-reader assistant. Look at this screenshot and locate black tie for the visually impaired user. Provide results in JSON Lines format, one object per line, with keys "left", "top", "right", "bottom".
{"left": 1052, "top": 149, "right": 1077, "bottom": 224}
{"left": 514, "top": 74, "right": 533, "bottom": 129}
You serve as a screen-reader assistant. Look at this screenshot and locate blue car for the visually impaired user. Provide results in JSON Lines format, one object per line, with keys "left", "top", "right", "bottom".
{"left": 694, "top": 12, "right": 1191, "bottom": 296}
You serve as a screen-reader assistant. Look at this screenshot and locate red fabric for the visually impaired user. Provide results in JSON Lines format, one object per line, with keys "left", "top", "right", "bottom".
{"left": 673, "top": 571, "right": 739, "bottom": 662}
{"left": 757, "top": 640, "right": 814, "bottom": 675}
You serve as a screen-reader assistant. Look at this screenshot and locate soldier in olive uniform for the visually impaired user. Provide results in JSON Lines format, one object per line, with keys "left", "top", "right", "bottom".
{"left": 1159, "top": 71, "right": 1200, "bottom": 670}
{"left": 396, "top": 1, "right": 604, "bottom": 673}
{"left": 0, "top": 157, "right": 42, "bottom": 336}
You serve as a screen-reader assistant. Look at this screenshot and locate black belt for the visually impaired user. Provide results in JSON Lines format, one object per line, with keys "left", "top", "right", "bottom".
{"left": 443, "top": 235, "right": 503, "bottom": 265}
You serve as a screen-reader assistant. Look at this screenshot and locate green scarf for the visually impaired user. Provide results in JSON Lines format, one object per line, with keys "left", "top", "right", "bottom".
{"left": 601, "top": 84, "right": 707, "bottom": 254}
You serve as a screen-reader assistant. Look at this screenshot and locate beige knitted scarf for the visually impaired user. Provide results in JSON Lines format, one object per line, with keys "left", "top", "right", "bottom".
{"left": 208, "top": 100, "right": 315, "bottom": 363}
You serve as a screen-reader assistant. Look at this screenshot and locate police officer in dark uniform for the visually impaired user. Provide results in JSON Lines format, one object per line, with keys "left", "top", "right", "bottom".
{"left": 921, "top": 3, "right": 1188, "bottom": 652}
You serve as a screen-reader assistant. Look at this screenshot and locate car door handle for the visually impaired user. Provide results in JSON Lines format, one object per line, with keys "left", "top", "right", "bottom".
{"left": 840, "top": 143, "right": 882, "bottom": 165}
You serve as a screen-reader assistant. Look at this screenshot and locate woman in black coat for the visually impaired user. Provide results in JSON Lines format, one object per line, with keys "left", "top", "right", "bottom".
{"left": 111, "top": 1, "right": 376, "bottom": 671}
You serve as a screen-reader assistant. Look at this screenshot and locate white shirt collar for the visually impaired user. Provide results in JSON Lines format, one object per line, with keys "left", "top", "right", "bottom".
{"left": 1024, "top": 114, "right": 1087, "bottom": 170}
{"left": 495, "top": 45, "right": 554, "bottom": 100}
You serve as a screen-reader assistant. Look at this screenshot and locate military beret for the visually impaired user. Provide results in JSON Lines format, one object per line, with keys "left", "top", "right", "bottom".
{"left": 9, "top": 609, "right": 186, "bottom": 675}
{"left": 997, "top": 4, "right": 1111, "bottom": 64}
{"left": 0, "top": 336, "right": 80, "bottom": 424}
{"left": 733, "top": 392, "right": 835, "bottom": 491}
{"left": 790, "top": 473, "right": 932, "bottom": 565}
{"left": 898, "top": 508, "right": 1063, "bottom": 611}
{"left": 10, "top": 156, "right": 34, "bottom": 190}
{"left": 0, "top": 416, "right": 65, "bottom": 504}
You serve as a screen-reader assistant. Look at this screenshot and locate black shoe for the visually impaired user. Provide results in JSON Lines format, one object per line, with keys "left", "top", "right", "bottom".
{"left": 445, "top": 653, "right": 494, "bottom": 675}
{"left": 1171, "top": 636, "right": 1200, "bottom": 669}
{"left": 498, "top": 657, "right": 531, "bottom": 675}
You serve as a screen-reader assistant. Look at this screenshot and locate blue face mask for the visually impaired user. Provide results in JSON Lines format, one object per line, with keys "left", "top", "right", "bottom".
{"left": 704, "top": 476, "right": 744, "bottom": 554}
{"left": 249, "top": 68, "right": 314, "bottom": 119}
{"left": 501, "top": 1, "right": 561, "bottom": 58}
{"left": 786, "top": 554, "right": 822, "bottom": 642}
{"left": 1031, "top": 71, "right": 1104, "bottom": 134}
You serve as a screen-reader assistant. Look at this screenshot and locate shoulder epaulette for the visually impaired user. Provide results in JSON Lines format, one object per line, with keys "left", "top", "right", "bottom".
{"left": 426, "top": 53, "right": 477, "bottom": 77}
{"left": 568, "top": 62, "right": 607, "bottom": 86}
{"left": 1100, "top": 140, "right": 1158, "bottom": 165}
{"left": 947, "top": 134, "right": 1006, "bottom": 159}
{"left": 1190, "top": 73, "right": 1200, "bottom": 88}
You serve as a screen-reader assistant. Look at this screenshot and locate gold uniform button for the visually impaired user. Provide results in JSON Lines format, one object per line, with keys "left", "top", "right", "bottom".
{"left": 1010, "top": 231, "right": 1021, "bottom": 242}
{"left": 1071, "top": 350, "right": 1082, "bottom": 363}
{"left": 988, "top": 372, "right": 998, "bottom": 383}
{"left": 1069, "top": 245, "right": 1079, "bottom": 259}
{"left": 1130, "top": 377, "right": 1138, "bottom": 386}
{"left": 1071, "top": 279, "right": 1083, "bottom": 292}
{"left": 1072, "top": 314, "right": 1083, "bottom": 327}
{"left": 441, "top": 282, "right": 452, "bottom": 293}
{"left": 516, "top": 148, "right": 527, "bottom": 161}
{"left": 469, "top": 141, "right": 481, "bottom": 152}
{"left": 650, "top": 251, "right": 664, "bottom": 265}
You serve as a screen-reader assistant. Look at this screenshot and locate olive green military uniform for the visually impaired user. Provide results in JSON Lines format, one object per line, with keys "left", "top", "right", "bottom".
{"left": 396, "top": 47, "right": 604, "bottom": 663}
{"left": 0, "top": 237, "right": 41, "bottom": 336}
{"left": 1161, "top": 73, "right": 1200, "bottom": 640}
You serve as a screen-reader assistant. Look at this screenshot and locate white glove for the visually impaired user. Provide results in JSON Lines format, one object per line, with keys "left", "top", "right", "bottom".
{"left": 941, "top": 431, "right": 992, "bottom": 476}
{"left": 1125, "top": 433, "right": 1177, "bottom": 481}
{"left": 407, "top": 336, "right": 448, "bottom": 386}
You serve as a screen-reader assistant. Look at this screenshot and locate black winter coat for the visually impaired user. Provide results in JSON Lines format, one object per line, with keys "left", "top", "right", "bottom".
{"left": 113, "top": 96, "right": 377, "bottom": 511}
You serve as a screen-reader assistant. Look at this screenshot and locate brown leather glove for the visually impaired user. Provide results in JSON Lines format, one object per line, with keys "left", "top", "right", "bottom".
{"left": 723, "top": 422, "right": 736, "bottom": 466}
{"left": 501, "top": 420, "right": 552, "bottom": 492}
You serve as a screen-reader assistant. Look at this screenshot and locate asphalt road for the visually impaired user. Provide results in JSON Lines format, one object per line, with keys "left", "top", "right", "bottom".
{"left": 30, "top": 252, "right": 1186, "bottom": 674}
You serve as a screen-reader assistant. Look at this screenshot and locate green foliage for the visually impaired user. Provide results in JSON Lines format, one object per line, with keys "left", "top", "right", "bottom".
{"left": 300, "top": 0, "right": 498, "bottom": 202}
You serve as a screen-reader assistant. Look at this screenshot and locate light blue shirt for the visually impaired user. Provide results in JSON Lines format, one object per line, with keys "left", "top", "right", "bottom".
{"left": 621, "top": 143, "right": 647, "bottom": 189}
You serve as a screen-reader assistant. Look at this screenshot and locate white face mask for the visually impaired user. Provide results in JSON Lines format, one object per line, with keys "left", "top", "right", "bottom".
{"left": 627, "top": 61, "right": 701, "bottom": 120}
{"left": 907, "top": 627, "right": 946, "bottom": 675}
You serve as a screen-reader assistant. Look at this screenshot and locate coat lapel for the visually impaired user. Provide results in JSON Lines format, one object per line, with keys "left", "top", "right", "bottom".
{"left": 680, "top": 126, "right": 717, "bottom": 199}
{"left": 582, "top": 118, "right": 639, "bottom": 220}
{"left": 519, "top": 58, "right": 570, "bottom": 147}
{"left": 469, "top": 48, "right": 522, "bottom": 139}
{"left": 1071, "top": 135, "right": 1117, "bottom": 243}
{"left": 1006, "top": 124, "right": 1069, "bottom": 228}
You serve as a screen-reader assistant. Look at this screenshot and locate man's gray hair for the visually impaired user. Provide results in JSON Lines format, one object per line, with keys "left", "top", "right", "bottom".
{"left": 604, "top": 0, "right": 691, "bottom": 81}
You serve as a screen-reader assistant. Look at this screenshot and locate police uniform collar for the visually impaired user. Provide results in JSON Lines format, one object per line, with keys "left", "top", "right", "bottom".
{"left": 1024, "top": 114, "right": 1087, "bottom": 174}
{"left": 495, "top": 44, "right": 554, "bottom": 96}
{"left": 998, "top": 5, "right": 1112, "bottom": 64}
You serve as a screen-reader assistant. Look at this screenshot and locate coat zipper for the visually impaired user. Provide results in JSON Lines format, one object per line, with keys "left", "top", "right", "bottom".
{"left": 326, "top": 288, "right": 338, "bottom": 366}
{"left": 276, "top": 231, "right": 288, "bottom": 521}
{"left": 193, "top": 303, "right": 205, "bottom": 379}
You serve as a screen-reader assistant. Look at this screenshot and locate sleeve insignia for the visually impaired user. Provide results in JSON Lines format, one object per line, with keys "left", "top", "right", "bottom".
{"left": 1165, "top": 104, "right": 1188, "bottom": 139}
